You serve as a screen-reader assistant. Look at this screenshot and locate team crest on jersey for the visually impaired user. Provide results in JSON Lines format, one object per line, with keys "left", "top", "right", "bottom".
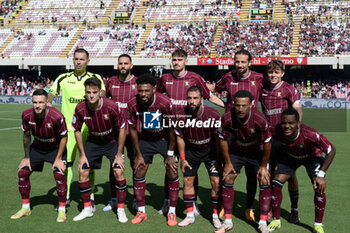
{"left": 277, "top": 92, "right": 282, "bottom": 97}
{"left": 250, "top": 128, "right": 255, "bottom": 133}
{"left": 185, "top": 81, "right": 189, "bottom": 86}
{"left": 131, "top": 85, "right": 136, "bottom": 89}
{"left": 251, "top": 81, "right": 256, "bottom": 86}
{"left": 46, "top": 123, "right": 52, "bottom": 128}
{"left": 103, "top": 114, "right": 109, "bottom": 120}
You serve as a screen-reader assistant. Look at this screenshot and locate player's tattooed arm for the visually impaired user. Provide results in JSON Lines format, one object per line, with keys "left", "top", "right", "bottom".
{"left": 47, "top": 92, "right": 55, "bottom": 106}
{"left": 53, "top": 134, "right": 68, "bottom": 174}
{"left": 314, "top": 145, "right": 336, "bottom": 194}
{"left": 23, "top": 131, "right": 31, "bottom": 158}
{"left": 130, "top": 124, "right": 145, "bottom": 172}
{"left": 257, "top": 141, "right": 271, "bottom": 186}
{"left": 19, "top": 131, "right": 32, "bottom": 171}
{"left": 219, "top": 138, "right": 236, "bottom": 181}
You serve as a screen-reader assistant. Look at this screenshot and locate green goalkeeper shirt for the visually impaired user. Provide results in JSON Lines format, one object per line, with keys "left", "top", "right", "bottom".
{"left": 49, "top": 71, "right": 105, "bottom": 131}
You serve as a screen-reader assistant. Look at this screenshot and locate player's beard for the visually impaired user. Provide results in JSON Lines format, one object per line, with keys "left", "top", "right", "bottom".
{"left": 120, "top": 69, "right": 130, "bottom": 79}
{"left": 188, "top": 103, "right": 201, "bottom": 115}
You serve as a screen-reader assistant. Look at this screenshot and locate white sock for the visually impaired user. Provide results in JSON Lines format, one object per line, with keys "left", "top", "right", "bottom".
{"left": 58, "top": 206, "right": 66, "bottom": 212}
{"left": 168, "top": 207, "right": 176, "bottom": 214}
{"left": 275, "top": 219, "right": 281, "bottom": 222}
{"left": 138, "top": 206, "right": 146, "bottom": 213}
{"left": 66, "top": 195, "right": 70, "bottom": 200}
{"left": 186, "top": 212, "right": 194, "bottom": 218}
{"left": 90, "top": 194, "right": 94, "bottom": 201}
{"left": 292, "top": 208, "right": 298, "bottom": 211}
{"left": 84, "top": 206, "right": 92, "bottom": 211}
{"left": 225, "top": 218, "right": 232, "bottom": 224}
{"left": 259, "top": 220, "right": 267, "bottom": 225}
{"left": 314, "top": 222, "right": 323, "bottom": 226}
{"left": 22, "top": 203, "right": 30, "bottom": 209}
{"left": 212, "top": 213, "right": 219, "bottom": 219}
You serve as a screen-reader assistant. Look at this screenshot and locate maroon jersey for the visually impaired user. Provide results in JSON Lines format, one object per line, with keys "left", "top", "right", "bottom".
{"left": 174, "top": 106, "right": 221, "bottom": 150}
{"left": 156, "top": 71, "right": 211, "bottom": 108}
{"left": 260, "top": 81, "right": 300, "bottom": 132}
{"left": 72, "top": 97, "right": 125, "bottom": 144}
{"left": 219, "top": 109, "right": 272, "bottom": 153}
{"left": 127, "top": 92, "right": 172, "bottom": 141}
{"left": 21, "top": 107, "right": 67, "bottom": 150}
{"left": 106, "top": 75, "right": 138, "bottom": 134}
{"left": 215, "top": 70, "right": 263, "bottom": 111}
{"left": 274, "top": 124, "right": 333, "bottom": 160}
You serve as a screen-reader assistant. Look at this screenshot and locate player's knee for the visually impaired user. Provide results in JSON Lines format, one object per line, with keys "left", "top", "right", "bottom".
{"left": 183, "top": 176, "right": 194, "bottom": 187}
{"left": 113, "top": 168, "right": 124, "bottom": 178}
{"left": 224, "top": 173, "right": 236, "bottom": 185}
{"left": 271, "top": 179, "right": 284, "bottom": 188}
{"left": 78, "top": 169, "right": 90, "bottom": 182}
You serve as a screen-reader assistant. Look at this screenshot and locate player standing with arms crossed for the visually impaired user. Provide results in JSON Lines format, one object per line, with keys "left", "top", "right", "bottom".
{"left": 48, "top": 48, "right": 105, "bottom": 208}
{"left": 11, "top": 89, "right": 68, "bottom": 222}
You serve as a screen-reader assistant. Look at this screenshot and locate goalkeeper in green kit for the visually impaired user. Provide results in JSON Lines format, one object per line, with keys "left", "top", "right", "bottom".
{"left": 48, "top": 48, "right": 105, "bottom": 208}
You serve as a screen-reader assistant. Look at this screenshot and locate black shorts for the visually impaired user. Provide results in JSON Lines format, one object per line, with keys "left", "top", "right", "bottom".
{"left": 139, "top": 139, "right": 169, "bottom": 164}
{"left": 125, "top": 134, "right": 135, "bottom": 161}
{"left": 29, "top": 146, "right": 67, "bottom": 172}
{"left": 83, "top": 141, "right": 124, "bottom": 169}
{"left": 184, "top": 147, "right": 219, "bottom": 177}
{"left": 268, "top": 139, "right": 284, "bottom": 173}
{"left": 274, "top": 155, "right": 324, "bottom": 180}
{"left": 229, "top": 150, "right": 262, "bottom": 174}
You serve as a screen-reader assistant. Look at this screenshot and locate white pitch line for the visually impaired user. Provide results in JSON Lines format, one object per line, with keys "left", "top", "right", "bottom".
{"left": 0, "top": 118, "right": 21, "bottom": 121}
{"left": 0, "top": 127, "right": 20, "bottom": 131}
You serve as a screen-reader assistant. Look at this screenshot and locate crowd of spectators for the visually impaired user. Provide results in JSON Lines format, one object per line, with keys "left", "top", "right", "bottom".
{"left": 141, "top": 22, "right": 217, "bottom": 56}
{"left": 293, "top": 80, "right": 350, "bottom": 99}
{"left": 284, "top": 0, "right": 350, "bottom": 17}
{"left": 252, "top": 0, "right": 275, "bottom": 8}
{"left": 216, "top": 21, "right": 294, "bottom": 56}
{"left": 2, "top": 74, "right": 349, "bottom": 101}
{"left": 0, "top": 0, "right": 25, "bottom": 17}
{"left": 0, "top": 76, "right": 52, "bottom": 96}
{"left": 118, "top": 0, "right": 140, "bottom": 13}
{"left": 298, "top": 17, "right": 350, "bottom": 56}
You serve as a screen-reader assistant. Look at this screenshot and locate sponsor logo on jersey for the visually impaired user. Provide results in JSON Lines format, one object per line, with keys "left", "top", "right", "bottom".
{"left": 230, "top": 82, "right": 238, "bottom": 85}
{"left": 68, "top": 97, "right": 84, "bottom": 104}
{"left": 90, "top": 128, "right": 112, "bottom": 136}
{"left": 68, "top": 81, "right": 76, "bottom": 85}
{"left": 83, "top": 116, "right": 92, "bottom": 120}
{"left": 112, "top": 85, "right": 120, "bottom": 88}
{"left": 265, "top": 108, "right": 282, "bottom": 116}
{"left": 28, "top": 121, "right": 36, "bottom": 125}
{"left": 166, "top": 82, "right": 173, "bottom": 85}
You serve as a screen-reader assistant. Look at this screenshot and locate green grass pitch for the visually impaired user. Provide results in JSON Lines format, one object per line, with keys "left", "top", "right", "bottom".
{"left": 0, "top": 104, "right": 349, "bottom": 233}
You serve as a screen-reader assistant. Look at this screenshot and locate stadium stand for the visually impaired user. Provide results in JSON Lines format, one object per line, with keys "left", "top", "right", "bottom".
{"left": 298, "top": 17, "right": 350, "bottom": 56}
{"left": 2, "top": 27, "right": 78, "bottom": 57}
{"left": 17, "top": 0, "right": 111, "bottom": 25}
{"left": 68, "top": 25, "right": 145, "bottom": 57}
{"left": 117, "top": 0, "right": 141, "bottom": 13}
{"left": 139, "top": 22, "right": 217, "bottom": 57}
{"left": 216, "top": 21, "right": 294, "bottom": 56}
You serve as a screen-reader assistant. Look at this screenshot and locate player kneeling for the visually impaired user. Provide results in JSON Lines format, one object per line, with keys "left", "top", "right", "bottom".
{"left": 268, "top": 108, "right": 336, "bottom": 233}
{"left": 11, "top": 89, "right": 68, "bottom": 222}
{"left": 72, "top": 78, "right": 128, "bottom": 223}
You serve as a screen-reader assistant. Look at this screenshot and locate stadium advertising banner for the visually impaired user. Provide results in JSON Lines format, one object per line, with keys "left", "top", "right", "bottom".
{"left": 197, "top": 57, "right": 308, "bottom": 66}
{"left": 0, "top": 96, "right": 62, "bottom": 105}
